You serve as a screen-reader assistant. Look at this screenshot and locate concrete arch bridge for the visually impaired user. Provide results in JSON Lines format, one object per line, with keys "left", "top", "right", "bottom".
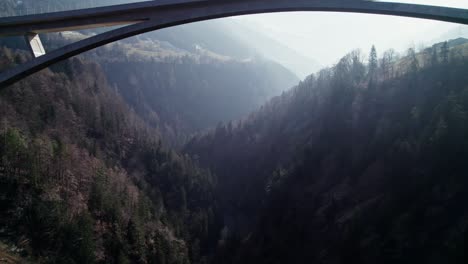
{"left": 0, "top": 0, "right": 467, "bottom": 88}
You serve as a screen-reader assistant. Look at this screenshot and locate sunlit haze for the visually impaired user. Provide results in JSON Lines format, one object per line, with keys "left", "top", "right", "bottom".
{"left": 233, "top": 0, "right": 468, "bottom": 72}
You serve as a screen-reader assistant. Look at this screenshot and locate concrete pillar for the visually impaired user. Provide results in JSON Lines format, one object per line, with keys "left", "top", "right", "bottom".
{"left": 24, "top": 33, "right": 46, "bottom": 57}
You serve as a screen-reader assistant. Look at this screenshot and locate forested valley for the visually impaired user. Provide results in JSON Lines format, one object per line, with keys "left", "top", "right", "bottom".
{"left": 2, "top": 3, "right": 468, "bottom": 263}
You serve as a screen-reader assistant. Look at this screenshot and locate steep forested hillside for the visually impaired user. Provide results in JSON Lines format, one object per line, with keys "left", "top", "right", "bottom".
{"left": 0, "top": 48, "right": 221, "bottom": 264}
{"left": 100, "top": 56, "right": 297, "bottom": 143}
{"left": 24, "top": 21, "right": 299, "bottom": 145}
{"left": 185, "top": 39, "right": 468, "bottom": 263}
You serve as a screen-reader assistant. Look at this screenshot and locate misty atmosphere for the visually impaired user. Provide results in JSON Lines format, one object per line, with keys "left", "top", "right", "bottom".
{"left": 1, "top": 0, "right": 468, "bottom": 263}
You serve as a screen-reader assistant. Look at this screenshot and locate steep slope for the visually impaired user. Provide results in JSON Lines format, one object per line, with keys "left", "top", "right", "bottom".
{"left": 185, "top": 43, "right": 468, "bottom": 263}
{"left": 0, "top": 48, "right": 221, "bottom": 264}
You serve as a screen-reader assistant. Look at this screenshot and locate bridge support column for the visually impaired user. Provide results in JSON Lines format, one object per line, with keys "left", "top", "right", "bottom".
{"left": 24, "top": 33, "right": 46, "bottom": 57}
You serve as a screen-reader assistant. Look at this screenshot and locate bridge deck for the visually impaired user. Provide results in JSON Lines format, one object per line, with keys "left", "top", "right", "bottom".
{"left": 0, "top": 0, "right": 467, "bottom": 88}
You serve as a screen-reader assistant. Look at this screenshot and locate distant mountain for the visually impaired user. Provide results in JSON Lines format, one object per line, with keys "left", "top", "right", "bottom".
{"left": 142, "top": 19, "right": 321, "bottom": 80}
{"left": 142, "top": 21, "right": 256, "bottom": 60}
{"left": 221, "top": 19, "right": 322, "bottom": 79}
{"left": 152, "top": 19, "right": 321, "bottom": 80}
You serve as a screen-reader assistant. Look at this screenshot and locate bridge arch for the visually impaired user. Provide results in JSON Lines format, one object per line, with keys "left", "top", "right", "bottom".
{"left": 0, "top": 0, "right": 467, "bottom": 88}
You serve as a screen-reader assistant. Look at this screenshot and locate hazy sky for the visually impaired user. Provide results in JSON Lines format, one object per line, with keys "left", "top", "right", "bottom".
{"left": 233, "top": 0, "right": 468, "bottom": 67}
